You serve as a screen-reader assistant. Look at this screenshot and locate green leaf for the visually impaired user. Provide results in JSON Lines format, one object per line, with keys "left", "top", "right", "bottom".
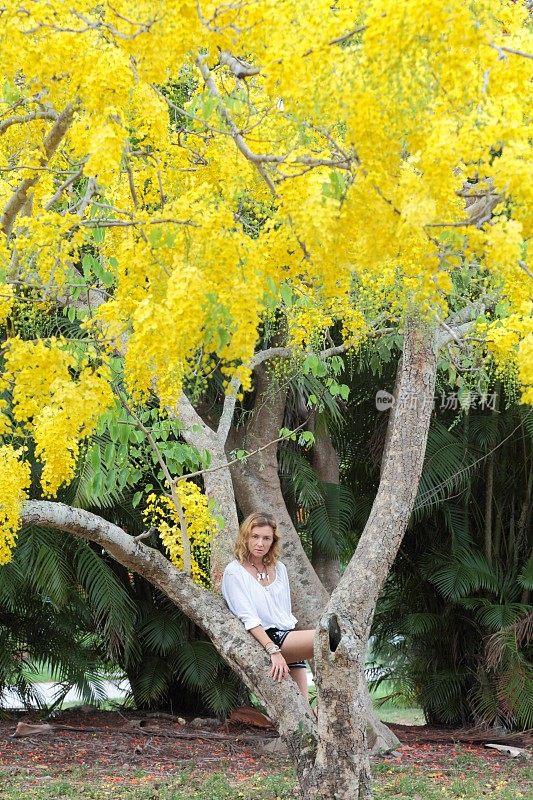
{"left": 118, "top": 467, "right": 130, "bottom": 490}
{"left": 173, "top": 641, "right": 219, "bottom": 690}
{"left": 281, "top": 283, "right": 293, "bottom": 308}
{"left": 338, "top": 384, "right": 350, "bottom": 400}
{"left": 89, "top": 446, "right": 101, "bottom": 471}
{"left": 103, "top": 443, "right": 115, "bottom": 470}
{"left": 82, "top": 253, "right": 97, "bottom": 277}
{"left": 108, "top": 421, "right": 121, "bottom": 443}
{"left": 132, "top": 491, "right": 143, "bottom": 508}
{"left": 518, "top": 554, "right": 533, "bottom": 590}
{"left": 118, "top": 423, "right": 131, "bottom": 446}
{"left": 370, "top": 353, "right": 381, "bottom": 374}
{"left": 201, "top": 95, "right": 217, "bottom": 120}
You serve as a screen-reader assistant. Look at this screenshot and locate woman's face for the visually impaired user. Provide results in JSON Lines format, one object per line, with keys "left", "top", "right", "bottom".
{"left": 248, "top": 525, "right": 274, "bottom": 560}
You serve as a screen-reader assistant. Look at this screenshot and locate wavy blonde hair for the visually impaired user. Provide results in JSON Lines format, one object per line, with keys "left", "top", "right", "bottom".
{"left": 234, "top": 512, "right": 281, "bottom": 566}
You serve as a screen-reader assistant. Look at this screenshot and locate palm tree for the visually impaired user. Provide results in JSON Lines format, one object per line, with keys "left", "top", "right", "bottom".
{"left": 366, "top": 387, "right": 533, "bottom": 729}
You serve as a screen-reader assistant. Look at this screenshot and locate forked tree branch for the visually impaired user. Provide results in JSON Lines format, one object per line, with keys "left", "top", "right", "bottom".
{"left": 1, "top": 103, "right": 75, "bottom": 236}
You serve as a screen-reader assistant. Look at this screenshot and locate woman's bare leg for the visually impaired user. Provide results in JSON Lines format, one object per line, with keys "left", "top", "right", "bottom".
{"left": 280, "top": 629, "right": 314, "bottom": 662}
{"left": 290, "top": 667, "right": 309, "bottom": 700}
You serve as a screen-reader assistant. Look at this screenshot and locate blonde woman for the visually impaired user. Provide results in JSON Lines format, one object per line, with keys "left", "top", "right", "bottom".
{"left": 221, "top": 512, "right": 314, "bottom": 698}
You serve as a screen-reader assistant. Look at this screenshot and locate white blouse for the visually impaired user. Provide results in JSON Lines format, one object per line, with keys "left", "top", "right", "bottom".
{"left": 221, "top": 559, "right": 297, "bottom": 631}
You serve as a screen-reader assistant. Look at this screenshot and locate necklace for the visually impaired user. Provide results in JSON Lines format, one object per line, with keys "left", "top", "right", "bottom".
{"left": 249, "top": 560, "right": 269, "bottom": 582}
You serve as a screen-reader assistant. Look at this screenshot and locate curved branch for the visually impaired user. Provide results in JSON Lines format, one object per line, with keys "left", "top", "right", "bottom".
{"left": 0, "top": 109, "right": 59, "bottom": 135}
{"left": 20, "top": 499, "right": 316, "bottom": 750}
{"left": 1, "top": 103, "right": 75, "bottom": 236}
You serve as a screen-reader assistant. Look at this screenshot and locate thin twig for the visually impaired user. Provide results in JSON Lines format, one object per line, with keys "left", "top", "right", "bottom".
{"left": 44, "top": 167, "right": 84, "bottom": 210}
{"left": 134, "top": 527, "right": 155, "bottom": 542}
{"left": 118, "top": 394, "right": 192, "bottom": 575}
{"left": 177, "top": 415, "right": 312, "bottom": 485}
{"left": 79, "top": 217, "right": 198, "bottom": 228}
{"left": 490, "top": 42, "right": 533, "bottom": 60}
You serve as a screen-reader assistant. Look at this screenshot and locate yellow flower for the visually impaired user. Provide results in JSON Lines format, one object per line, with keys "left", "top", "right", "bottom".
{"left": 0, "top": 447, "right": 31, "bottom": 565}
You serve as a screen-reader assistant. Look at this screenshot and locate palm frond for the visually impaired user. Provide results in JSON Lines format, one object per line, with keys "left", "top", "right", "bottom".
{"left": 441, "top": 503, "right": 472, "bottom": 548}
{"left": 401, "top": 613, "right": 441, "bottom": 636}
{"left": 419, "top": 670, "right": 468, "bottom": 725}
{"left": 130, "top": 656, "right": 173, "bottom": 706}
{"left": 21, "top": 527, "right": 75, "bottom": 608}
{"left": 306, "top": 482, "right": 355, "bottom": 559}
{"left": 74, "top": 543, "right": 137, "bottom": 653}
{"left": 201, "top": 669, "right": 240, "bottom": 716}
{"left": 136, "top": 609, "right": 186, "bottom": 656}
{"left": 73, "top": 433, "right": 130, "bottom": 509}
{"left": 172, "top": 641, "right": 220, "bottom": 690}
{"left": 477, "top": 603, "right": 532, "bottom": 632}
{"left": 518, "top": 553, "right": 533, "bottom": 590}
{"left": 278, "top": 446, "right": 323, "bottom": 508}
{"left": 424, "top": 548, "right": 501, "bottom": 600}
{"left": 413, "top": 421, "right": 480, "bottom": 518}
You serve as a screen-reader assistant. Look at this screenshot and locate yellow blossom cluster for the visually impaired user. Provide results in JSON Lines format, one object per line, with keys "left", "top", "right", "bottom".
{"left": 518, "top": 335, "right": 533, "bottom": 404}
{"left": 0, "top": 446, "right": 31, "bottom": 564}
{"left": 142, "top": 484, "right": 219, "bottom": 586}
{"left": 480, "top": 306, "right": 533, "bottom": 402}
{"left": 33, "top": 366, "right": 115, "bottom": 495}
{"left": 2, "top": 338, "right": 114, "bottom": 495}
{"left": 288, "top": 292, "right": 369, "bottom": 353}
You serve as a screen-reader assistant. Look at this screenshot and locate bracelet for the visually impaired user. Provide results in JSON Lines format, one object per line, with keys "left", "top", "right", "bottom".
{"left": 265, "top": 643, "right": 281, "bottom": 655}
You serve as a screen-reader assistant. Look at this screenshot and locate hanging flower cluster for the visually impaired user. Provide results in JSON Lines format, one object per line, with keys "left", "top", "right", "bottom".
{"left": 0, "top": 446, "right": 31, "bottom": 564}
{"left": 142, "top": 482, "right": 219, "bottom": 586}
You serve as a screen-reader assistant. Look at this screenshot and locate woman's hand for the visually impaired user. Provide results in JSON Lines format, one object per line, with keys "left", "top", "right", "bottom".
{"left": 270, "top": 651, "right": 289, "bottom": 682}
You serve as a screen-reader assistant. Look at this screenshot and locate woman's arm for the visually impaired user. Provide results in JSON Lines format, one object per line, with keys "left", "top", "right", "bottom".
{"left": 248, "top": 625, "right": 290, "bottom": 682}
{"left": 221, "top": 566, "right": 262, "bottom": 630}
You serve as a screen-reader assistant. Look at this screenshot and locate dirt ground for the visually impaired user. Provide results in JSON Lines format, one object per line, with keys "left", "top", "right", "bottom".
{"left": 0, "top": 709, "right": 531, "bottom": 784}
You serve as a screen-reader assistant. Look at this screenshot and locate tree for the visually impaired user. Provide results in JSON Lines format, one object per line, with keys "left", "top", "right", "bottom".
{"left": 1, "top": 2, "right": 532, "bottom": 798}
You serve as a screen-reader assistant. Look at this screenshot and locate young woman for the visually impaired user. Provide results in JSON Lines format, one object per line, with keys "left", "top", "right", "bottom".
{"left": 221, "top": 511, "right": 315, "bottom": 698}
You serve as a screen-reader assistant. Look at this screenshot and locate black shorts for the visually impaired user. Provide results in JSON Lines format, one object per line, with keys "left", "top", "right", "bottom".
{"left": 265, "top": 628, "right": 306, "bottom": 669}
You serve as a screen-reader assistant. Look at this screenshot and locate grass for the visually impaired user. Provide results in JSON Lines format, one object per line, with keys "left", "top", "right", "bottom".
{"left": 0, "top": 757, "right": 530, "bottom": 800}
{"left": 369, "top": 679, "right": 425, "bottom": 726}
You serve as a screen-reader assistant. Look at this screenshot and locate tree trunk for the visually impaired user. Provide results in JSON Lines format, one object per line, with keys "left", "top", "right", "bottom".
{"left": 178, "top": 378, "right": 396, "bottom": 754}
{"left": 229, "top": 364, "right": 399, "bottom": 754}
{"left": 311, "top": 421, "right": 342, "bottom": 593}
{"left": 20, "top": 319, "right": 433, "bottom": 799}
{"left": 177, "top": 394, "right": 239, "bottom": 587}
{"left": 301, "top": 318, "right": 438, "bottom": 798}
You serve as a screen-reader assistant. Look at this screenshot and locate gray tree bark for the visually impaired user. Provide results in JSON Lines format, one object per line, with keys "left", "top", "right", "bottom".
{"left": 20, "top": 499, "right": 318, "bottom": 779}
{"left": 311, "top": 421, "right": 342, "bottom": 593}
{"left": 301, "top": 318, "right": 438, "bottom": 799}
{"left": 177, "top": 394, "right": 238, "bottom": 586}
